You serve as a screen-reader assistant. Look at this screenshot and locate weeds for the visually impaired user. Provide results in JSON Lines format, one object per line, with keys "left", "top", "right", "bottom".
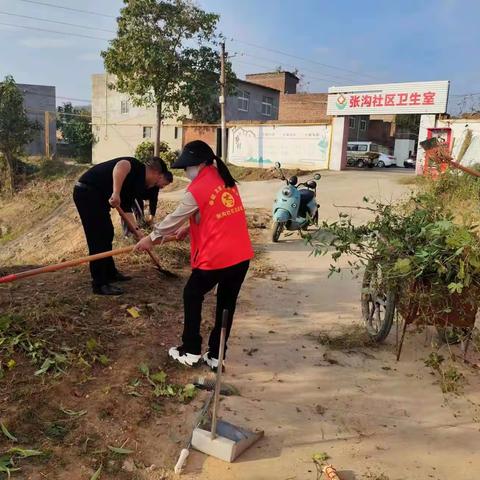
{"left": 424, "top": 352, "right": 465, "bottom": 394}
{"left": 0, "top": 447, "right": 44, "bottom": 478}
{"left": 314, "top": 324, "right": 375, "bottom": 350}
{"left": 0, "top": 313, "right": 110, "bottom": 380}
{"left": 136, "top": 363, "right": 197, "bottom": 403}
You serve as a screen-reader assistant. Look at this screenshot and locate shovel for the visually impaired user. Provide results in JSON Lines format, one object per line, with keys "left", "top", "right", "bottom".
{"left": 116, "top": 206, "right": 177, "bottom": 277}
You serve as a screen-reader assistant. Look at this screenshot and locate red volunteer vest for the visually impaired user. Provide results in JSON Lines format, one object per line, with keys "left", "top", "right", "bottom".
{"left": 187, "top": 165, "right": 254, "bottom": 270}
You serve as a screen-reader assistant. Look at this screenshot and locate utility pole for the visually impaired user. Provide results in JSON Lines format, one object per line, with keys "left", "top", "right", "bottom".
{"left": 44, "top": 111, "right": 50, "bottom": 158}
{"left": 219, "top": 41, "right": 227, "bottom": 162}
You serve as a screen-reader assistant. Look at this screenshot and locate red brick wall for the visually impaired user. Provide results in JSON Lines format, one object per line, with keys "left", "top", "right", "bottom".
{"left": 278, "top": 93, "right": 329, "bottom": 123}
{"left": 245, "top": 72, "right": 298, "bottom": 94}
{"left": 182, "top": 124, "right": 218, "bottom": 151}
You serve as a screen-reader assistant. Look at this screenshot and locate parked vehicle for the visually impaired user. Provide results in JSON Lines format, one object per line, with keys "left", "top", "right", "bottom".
{"left": 347, "top": 142, "right": 393, "bottom": 168}
{"left": 404, "top": 156, "right": 416, "bottom": 169}
{"left": 376, "top": 153, "right": 397, "bottom": 168}
{"left": 271, "top": 162, "right": 321, "bottom": 242}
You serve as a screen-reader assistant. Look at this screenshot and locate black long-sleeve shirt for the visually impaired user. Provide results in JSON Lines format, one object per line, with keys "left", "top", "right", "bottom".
{"left": 78, "top": 157, "right": 146, "bottom": 212}
{"left": 141, "top": 187, "right": 159, "bottom": 217}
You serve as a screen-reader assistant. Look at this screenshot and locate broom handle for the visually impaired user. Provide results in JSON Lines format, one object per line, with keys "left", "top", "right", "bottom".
{"left": 116, "top": 206, "right": 167, "bottom": 270}
{"left": 211, "top": 309, "right": 228, "bottom": 440}
{"left": 0, "top": 246, "right": 134, "bottom": 284}
{"left": 426, "top": 147, "right": 480, "bottom": 178}
{"left": 447, "top": 159, "right": 480, "bottom": 178}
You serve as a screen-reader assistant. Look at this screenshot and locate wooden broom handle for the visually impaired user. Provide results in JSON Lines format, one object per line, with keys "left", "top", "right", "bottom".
{"left": 0, "top": 246, "right": 134, "bottom": 284}
{"left": 447, "top": 159, "right": 480, "bottom": 178}
{"left": 116, "top": 206, "right": 168, "bottom": 269}
{"left": 425, "top": 146, "right": 480, "bottom": 178}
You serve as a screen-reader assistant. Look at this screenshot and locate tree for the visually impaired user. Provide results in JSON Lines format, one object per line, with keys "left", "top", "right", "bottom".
{"left": 102, "top": 0, "right": 234, "bottom": 154}
{"left": 0, "top": 75, "right": 39, "bottom": 195}
{"left": 57, "top": 103, "right": 96, "bottom": 163}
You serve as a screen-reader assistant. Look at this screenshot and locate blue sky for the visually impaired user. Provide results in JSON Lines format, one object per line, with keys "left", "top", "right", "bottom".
{"left": 0, "top": 0, "right": 479, "bottom": 112}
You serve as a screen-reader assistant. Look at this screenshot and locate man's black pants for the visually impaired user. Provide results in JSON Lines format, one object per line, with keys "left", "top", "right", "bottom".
{"left": 73, "top": 186, "right": 118, "bottom": 287}
{"left": 182, "top": 260, "right": 250, "bottom": 357}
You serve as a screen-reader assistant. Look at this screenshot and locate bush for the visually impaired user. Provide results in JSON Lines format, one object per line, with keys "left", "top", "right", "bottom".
{"left": 135, "top": 140, "right": 154, "bottom": 163}
{"left": 309, "top": 186, "right": 480, "bottom": 321}
{"left": 135, "top": 140, "right": 177, "bottom": 168}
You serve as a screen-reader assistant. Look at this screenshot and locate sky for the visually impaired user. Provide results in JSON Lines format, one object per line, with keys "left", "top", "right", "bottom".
{"left": 0, "top": 0, "right": 479, "bottom": 113}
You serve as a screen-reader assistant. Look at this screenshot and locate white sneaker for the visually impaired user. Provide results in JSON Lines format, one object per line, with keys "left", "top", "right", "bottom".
{"left": 168, "top": 346, "right": 201, "bottom": 367}
{"left": 203, "top": 352, "right": 224, "bottom": 371}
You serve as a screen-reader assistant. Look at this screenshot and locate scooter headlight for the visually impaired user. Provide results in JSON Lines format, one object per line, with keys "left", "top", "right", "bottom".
{"left": 282, "top": 187, "right": 292, "bottom": 197}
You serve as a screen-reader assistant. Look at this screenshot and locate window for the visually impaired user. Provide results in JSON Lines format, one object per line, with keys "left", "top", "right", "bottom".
{"left": 142, "top": 126, "right": 152, "bottom": 138}
{"left": 262, "top": 96, "right": 273, "bottom": 116}
{"left": 349, "top": 117, "right": 356, "bottom": 129}
{"left": 237, "top": 90, "right": 250, "bottom": 112}
{"left": 357, "top": 144, "right": 368, "bottom": 152}
{"left": 174, "top": 127, "right": 179, "bottom": 139}
{"left": 121, "top": 99, "right": 129, "bottom": 114}
{"left": 360, "top": 119, "right": 367, "bottom": 131}
{"left": 371, "top": 144, "right": 378, "bottom": 152}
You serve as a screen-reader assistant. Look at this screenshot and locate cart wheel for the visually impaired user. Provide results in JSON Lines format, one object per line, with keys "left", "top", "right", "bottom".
{"left": 361, "top": 263, "right": 396, "bottom": 342}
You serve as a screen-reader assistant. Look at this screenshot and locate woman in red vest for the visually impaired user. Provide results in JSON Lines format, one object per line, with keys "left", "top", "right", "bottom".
{"left": 134, "top": 140, "right": 254, "bottom": 370}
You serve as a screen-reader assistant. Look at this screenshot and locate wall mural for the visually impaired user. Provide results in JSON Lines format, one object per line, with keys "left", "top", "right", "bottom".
{"left": 228, "top": 124, "right": 331, "bottom": 170}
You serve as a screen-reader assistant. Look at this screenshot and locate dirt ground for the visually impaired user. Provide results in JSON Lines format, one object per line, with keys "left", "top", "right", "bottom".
{"left": 1, "top": 168, "right": 480, "bottom": 479}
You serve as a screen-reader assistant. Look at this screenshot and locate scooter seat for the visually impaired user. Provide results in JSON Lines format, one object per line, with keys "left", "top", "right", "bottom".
{"left": 299, "top": 189, "right": 315, "bottom": 204}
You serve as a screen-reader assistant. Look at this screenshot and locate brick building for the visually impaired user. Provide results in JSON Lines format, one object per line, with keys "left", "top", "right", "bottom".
{"left": 181, "top": 70, "right": 332, "bottom": 154}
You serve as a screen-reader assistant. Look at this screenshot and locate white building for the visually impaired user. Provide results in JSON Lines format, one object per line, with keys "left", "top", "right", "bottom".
{"left": 91, "top": 74, "right": 186, "bottom": 164}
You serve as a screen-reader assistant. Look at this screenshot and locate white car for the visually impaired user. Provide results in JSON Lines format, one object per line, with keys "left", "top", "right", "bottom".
{"left": 376, "top": 153, "right": 397, "bottom": 168}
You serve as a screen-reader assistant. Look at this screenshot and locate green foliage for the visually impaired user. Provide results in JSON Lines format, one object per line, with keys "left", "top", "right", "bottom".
{"left": 102, "top": 0, "right": 235, "bottom": 149}
{"left": 0, "top": 75, "right": 40, "bottom": 195}
{"left": 135, "top": 140, "right": 177, "bottom": 167}
{"left": 0, "top": 313, "right": 109, "bottom": 379}
{"left": 135, "top": 140, "right": 154, "bottom": 163}
{"left": 309, "top": 185, "right": 480, "bottom": 320}
{"left": 395, "top": 114, "right": 420, "bottom": 133}
{"left": 425, "top": 352, "right": 465, "bottom": 394}
{"left": 137, "top": 362, "right": 197, "bottom": 403}
{"left": 57, "top": 102, "right": 95, "bottom": 163}
{"left": 0, "top": 447, "right": 44, "bottom": 477}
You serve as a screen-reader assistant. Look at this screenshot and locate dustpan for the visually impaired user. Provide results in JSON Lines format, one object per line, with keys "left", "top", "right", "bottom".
{"left": 191, "top": 310, "right": 264, "bottom": 462}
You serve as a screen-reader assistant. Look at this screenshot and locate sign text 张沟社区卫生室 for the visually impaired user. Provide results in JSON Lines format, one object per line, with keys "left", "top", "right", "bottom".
{"left": 327, "top": 81, "right": 450, "bottom": 116}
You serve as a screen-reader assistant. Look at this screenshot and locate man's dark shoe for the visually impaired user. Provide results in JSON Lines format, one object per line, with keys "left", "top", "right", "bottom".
{"left": 110, "top": 271, "right": 132, "bottom": 282}
{"left": 92, "top": 284, "right": 124, "bottom": 296}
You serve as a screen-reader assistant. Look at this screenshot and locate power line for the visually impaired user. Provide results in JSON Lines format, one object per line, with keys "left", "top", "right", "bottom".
{"left": 13, "top": 0, "right": 381, "bottom": 85}
{"left": 230, "top": 37, "right": 381, "bottom": 82}
{"left": 21, "top": 88, "right": 91, "bottom": 103}
{"left": 0, "top": 21, "right": 110, "bottom": 40}
{"left": 0, "top": 11, "right": 115, "bottom": 33}
{"left": 18, "top": 0, "right": 115, "bottom": 19}
{"left": 239, "top": 52, "right": 369, "bottom": 84}
{"left": 235, "top": 58, "right": 332, "bottom": 87}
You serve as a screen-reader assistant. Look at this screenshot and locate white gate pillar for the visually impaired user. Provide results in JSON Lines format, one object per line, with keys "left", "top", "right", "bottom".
{"left": 329, "top": 116, "right": 349, "bottom": 171}
{"left": 416, "top": 114, "right": 437, "bottom": 175}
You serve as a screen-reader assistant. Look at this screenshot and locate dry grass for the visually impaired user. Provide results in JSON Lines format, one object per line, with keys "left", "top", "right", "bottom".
{"left": 314, "top": 324, "right": 376, "bottom": 350}
{"left": 396, "top": 175, "right": 422, "bottom": 186}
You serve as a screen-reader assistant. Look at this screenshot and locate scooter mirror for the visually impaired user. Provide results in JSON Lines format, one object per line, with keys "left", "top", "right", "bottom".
{"left": 275, "top": 162, "right": 281, "bottom": 169}
{"left": 314, "top": 173, "right": 321, "bottom": 180}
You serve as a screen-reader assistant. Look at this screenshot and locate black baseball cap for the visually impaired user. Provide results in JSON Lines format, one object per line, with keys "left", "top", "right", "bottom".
{"left": 172, "top": 140, "right": 216, "bottom": 169}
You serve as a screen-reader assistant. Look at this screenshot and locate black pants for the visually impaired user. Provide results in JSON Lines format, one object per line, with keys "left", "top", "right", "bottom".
{"left": 73, "top": 186, "right": 118, "bottom": 287}
{"left": 182, "top": 260, "right": 250, "bottom": 357}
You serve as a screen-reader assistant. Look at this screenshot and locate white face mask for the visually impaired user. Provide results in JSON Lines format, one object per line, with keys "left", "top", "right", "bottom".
{"left": 185, "top": 165, "right": 201, "bottom": 181}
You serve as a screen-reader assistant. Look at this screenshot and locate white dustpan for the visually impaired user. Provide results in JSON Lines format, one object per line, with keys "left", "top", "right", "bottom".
{"left": 192, "top": 310, "right": 264, "bottom": 462}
